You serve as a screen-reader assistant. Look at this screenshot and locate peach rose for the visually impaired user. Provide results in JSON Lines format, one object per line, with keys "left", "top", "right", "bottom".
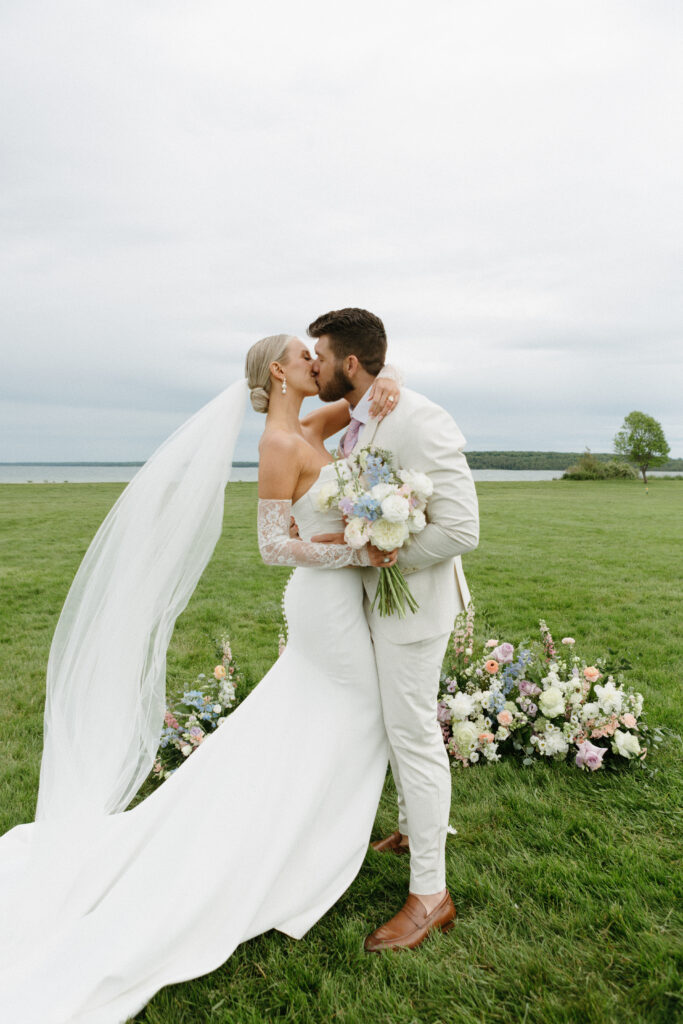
{"left": 621, "top": 713, "right": 637, "bottom": 728}
{"left": 214, "top": 665, "right": 227, "bottom": 680}
{"left": 497, "top": 710, "right": 513, "bottom": 726}
{"left": 478, "top": 731, "right": 495, "bottom": 743}
{"left": 583, "top": 666, "right": 601, "bottom": 683}
{"left": 484, "top": 659, "right": 499, "bottom": 674}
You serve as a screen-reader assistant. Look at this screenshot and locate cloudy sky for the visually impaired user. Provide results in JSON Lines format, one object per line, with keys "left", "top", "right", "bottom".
{"left": 1, "top": 0, "right": 681, "bottom": 462}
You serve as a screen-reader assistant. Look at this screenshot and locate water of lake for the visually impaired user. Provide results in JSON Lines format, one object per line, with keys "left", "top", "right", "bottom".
{"left": 1, "top": 465, "right": 681, "bottom": 484}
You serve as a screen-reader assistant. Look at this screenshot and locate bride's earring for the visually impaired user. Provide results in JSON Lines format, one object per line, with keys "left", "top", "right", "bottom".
{"left": 281, "top": 376, "right": 287, "bottom": 395}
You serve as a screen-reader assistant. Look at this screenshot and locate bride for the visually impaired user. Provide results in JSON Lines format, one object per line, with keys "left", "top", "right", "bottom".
{"left": 0, "top": 334, "right": 402, "bottom": 1023}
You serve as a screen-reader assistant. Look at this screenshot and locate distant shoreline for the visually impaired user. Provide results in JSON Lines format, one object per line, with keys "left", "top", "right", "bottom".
{"left": 2, "top": 452, "right": 681, "bottom": 471}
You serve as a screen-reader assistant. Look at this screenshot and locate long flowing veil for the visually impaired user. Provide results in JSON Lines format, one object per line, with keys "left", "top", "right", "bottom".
{"left": 35, "top": 378, "right": 248, "bottom": 822}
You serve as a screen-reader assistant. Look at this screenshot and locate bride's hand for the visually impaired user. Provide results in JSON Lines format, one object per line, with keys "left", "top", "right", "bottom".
{"left": 311, "top": 534, "right": 398, "bottom": 568}
{"left": 366, "top": 543, "right": 398, "bottom": 567}
{"left": 368, "top": 377, "right": 400, "bottom": 420}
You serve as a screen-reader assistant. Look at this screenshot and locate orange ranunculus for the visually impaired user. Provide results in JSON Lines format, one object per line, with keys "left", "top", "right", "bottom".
{"left": 484, "top": 659, "right": 499, "bottom": 674}
{"left": 213, "top": 665, "right": 227, "bottom": 680}
{"left": 583, "top": 666, "right": 601, "bottom": 683}
{"left": 479, "top": 731, "right": 495, "bottom": 743}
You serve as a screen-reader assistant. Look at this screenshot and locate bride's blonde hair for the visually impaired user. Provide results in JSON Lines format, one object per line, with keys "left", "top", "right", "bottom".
{"left": 244, "top": 334, "right": 295, "bottom": 413}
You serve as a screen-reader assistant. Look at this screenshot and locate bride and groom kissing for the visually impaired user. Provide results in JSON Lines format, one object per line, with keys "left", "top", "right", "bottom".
{"left": 0, "top": 306, "right": 479, "bottom": 1023}
{"left": 251, "top": 307, "right": 479, "bottom": 951}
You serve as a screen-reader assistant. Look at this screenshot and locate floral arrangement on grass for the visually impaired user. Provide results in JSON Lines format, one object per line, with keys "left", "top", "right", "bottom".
{"left": 438, "top": 606, "right": 660, "bottom": 772}
{"left": 314, "top": 445, "right": 432, "bottom": 617}
{"left": 151, "top": 635, "right": 242, "bottom": 783}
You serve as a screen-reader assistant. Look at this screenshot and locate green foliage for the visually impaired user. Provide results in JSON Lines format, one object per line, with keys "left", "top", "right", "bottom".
{"left": 614, "top": 411, "right": 671, "bottom": 483}
{"left": 466, "top": 450, "right": 683, "bottom": 471}
{"left": 562, "top": 450, "right": 638, "bottom": 480}
{"left": 1, "top": 481, "right": 681, "bottom": 1024}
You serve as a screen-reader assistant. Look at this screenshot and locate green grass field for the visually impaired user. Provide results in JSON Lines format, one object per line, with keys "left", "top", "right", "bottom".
{"left": 1, "top": 480, "right": 681, "bottom": 1024}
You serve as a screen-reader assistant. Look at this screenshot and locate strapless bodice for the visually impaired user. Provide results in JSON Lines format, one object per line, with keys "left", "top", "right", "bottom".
{"left": 291, "top": 462, "right": 346, "bottom": 541}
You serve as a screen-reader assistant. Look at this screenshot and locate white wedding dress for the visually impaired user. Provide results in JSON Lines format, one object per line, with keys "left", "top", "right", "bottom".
{"left": 0, "top": 463, "right": 389, "bottom": 1024}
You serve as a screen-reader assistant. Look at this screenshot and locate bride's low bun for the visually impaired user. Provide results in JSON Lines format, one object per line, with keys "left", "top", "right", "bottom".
{"left": 244, "top": 333, "right": 295, "bottom": 415}
{"left": 249, "top": 386, "right": 270, "bottom": 414}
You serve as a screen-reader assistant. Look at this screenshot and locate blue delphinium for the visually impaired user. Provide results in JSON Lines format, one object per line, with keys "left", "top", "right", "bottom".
{"left": 500, "top": 646, "right": 533, "bottom": 695}
{"left": 352, "top": 495, "right": 382, "bottom": 520}
{"left": 364, "top": 453, "right": 393, "bottom": 488}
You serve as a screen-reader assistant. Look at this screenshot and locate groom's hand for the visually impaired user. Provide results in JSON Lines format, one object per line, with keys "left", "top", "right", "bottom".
{"left": 311, "top": 532, "right": 346, "bottom": 544}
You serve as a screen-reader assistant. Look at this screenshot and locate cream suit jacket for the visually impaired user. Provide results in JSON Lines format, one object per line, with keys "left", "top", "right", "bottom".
{"left": 353, "top": 387, "right": 479, "bottom": 645}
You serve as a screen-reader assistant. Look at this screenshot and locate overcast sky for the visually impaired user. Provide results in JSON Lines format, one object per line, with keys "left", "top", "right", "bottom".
{"left": 1, "top": 0, "right": 681, "bottom": 462}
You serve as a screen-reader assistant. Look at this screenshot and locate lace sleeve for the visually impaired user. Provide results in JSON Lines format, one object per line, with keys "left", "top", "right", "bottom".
{"left": 377, "top": 363, "right": 404, "bottom": 385}
{"left": 258, "top": 499, "right": 371, "bottom": 568}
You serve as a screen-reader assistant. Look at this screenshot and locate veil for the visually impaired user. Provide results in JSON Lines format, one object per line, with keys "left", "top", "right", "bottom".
{"left": 35, "top": 378, "right": 248, "bottom": 822}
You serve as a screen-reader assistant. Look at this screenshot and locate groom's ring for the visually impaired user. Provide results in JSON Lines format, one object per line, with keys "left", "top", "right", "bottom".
{"left": 387, "top": 396, "right": 394, "bottom": 402}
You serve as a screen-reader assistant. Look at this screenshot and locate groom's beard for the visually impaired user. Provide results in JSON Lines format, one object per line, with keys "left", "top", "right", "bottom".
{"left": 317, "top": 364, "right": 354, "bottom": 403}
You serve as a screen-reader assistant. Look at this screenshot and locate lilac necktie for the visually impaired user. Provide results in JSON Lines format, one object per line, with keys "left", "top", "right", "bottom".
{"left": 341, "top": 417, "right": 362, "bottom": 457}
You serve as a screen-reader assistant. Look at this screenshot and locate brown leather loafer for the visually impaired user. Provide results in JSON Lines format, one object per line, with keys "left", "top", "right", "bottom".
{"left": 370, "top": 830, "right": 410, "bottom": 855}
{"left": 364, "top": 891, "right": 456, "bottom": 952}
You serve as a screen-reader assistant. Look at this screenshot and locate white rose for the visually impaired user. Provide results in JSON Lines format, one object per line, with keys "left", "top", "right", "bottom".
{"left": 380, "top": 494, "right": 410, "bottom": 523}
{"left": 213, "top": 704, "right": 222, "bottom": 714}
{"left": 369, "top": 518, "right": 410, "bottom": 551}
{"left": 313, "top": 480, "right": 338, "bottom": 511}
{"left": 612, "top": 729, "right": 641, "bottom": 759}
{"left": 408, "top": 508, "right": 426, "bottom": 534}
{"left": 370, "top": 483, "right": 394, "bottom": 502}
{"left": 538, "top": 686, "right": 565, "bottom": 719}
{"left": 595, "top": 681, "right": 624, "bottom": 716}
{"left": 451, "top": 721, "right": 479, "bottom": 752}
{"left": 447, "top": 691, "right": 475, "bottom": 721}
{"left": 497, "top": 726, "right": 510, "bottom": 741}
{"left": 581, "top": 702, "right": 600, "bottom": 720}
{"left": 344, "top": 517, "right": 371, "bottom": 549}
{"left": 399, "top": 469, "right": 434, "bottom": 501}
{"left": 181, "top": 744, "right": 193, "bottom": 756}
{"left": 469, "top": 751, "right": 480, "bottom": 763}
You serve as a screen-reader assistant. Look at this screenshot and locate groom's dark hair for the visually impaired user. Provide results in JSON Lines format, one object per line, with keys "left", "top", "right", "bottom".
{"left": 307, "top": 308, "right": 387, "bottom": 375}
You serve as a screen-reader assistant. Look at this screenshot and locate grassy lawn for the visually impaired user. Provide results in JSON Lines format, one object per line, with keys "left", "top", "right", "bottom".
{"left": 0, "top": 480, "right": 681, "bottom": 1024}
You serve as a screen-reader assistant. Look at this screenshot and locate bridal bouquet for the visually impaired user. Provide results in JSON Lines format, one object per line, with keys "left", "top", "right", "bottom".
{"left": 151, "top": 635, "right": 242, "bottom": 783}
{"left": 314, "top": 446, "right": 431, "bottom": 617}
{"left": 438, "top": 607, "right": 659, "bottom": 772}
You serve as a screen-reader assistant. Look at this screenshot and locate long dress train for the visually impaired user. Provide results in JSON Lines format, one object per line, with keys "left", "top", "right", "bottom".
{"left": 0, "top": 464, "right": 389, "bottom": 1023}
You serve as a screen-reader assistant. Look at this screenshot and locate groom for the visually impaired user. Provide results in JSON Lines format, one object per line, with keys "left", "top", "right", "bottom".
{"left": 308, "top": 308, "right": 479, "bottom": 952}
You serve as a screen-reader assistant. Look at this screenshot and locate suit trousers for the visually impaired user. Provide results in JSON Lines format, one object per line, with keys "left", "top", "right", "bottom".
{"left": 371, "top": 629, "right": 452, "bottom": 894}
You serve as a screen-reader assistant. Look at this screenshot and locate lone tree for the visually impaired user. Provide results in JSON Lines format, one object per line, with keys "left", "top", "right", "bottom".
{"left": 613, "top": 411, "right": 670, "bottom": 484}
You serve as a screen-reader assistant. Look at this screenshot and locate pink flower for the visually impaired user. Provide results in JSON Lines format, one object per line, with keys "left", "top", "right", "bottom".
{"left": 561, "top": 637, "right": 576, "bottom": 646}
{"left": 519, "top": 680, "right": 541, "bottom": 696}
{"left": 497, "top": 710, "right": 513, "bottom": 726}
{"left": 479, "top": 731, "right": 495, "bottom": 743}
{"left": 484, "top": 659, "right": 499, "bottom": 674}
{"left": 213, "top": 665, "right": 227, "bottom": 680}
{"left": 491, "top": 642, "right": 514, "bottom": 664}
{"left": 164, "top": 710, "right": 180, "bottom": 730}
{"left": 621, "top": 713, "right": 637, "bottom": 728}
{"left": 583, "top": 666, "right": 601, "bottom": 683}
{"left": 485, "top": 639, "right": 499, "bottom": 648}
{"left": 575, "top": 739, "right": 607, "bottom": 771}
